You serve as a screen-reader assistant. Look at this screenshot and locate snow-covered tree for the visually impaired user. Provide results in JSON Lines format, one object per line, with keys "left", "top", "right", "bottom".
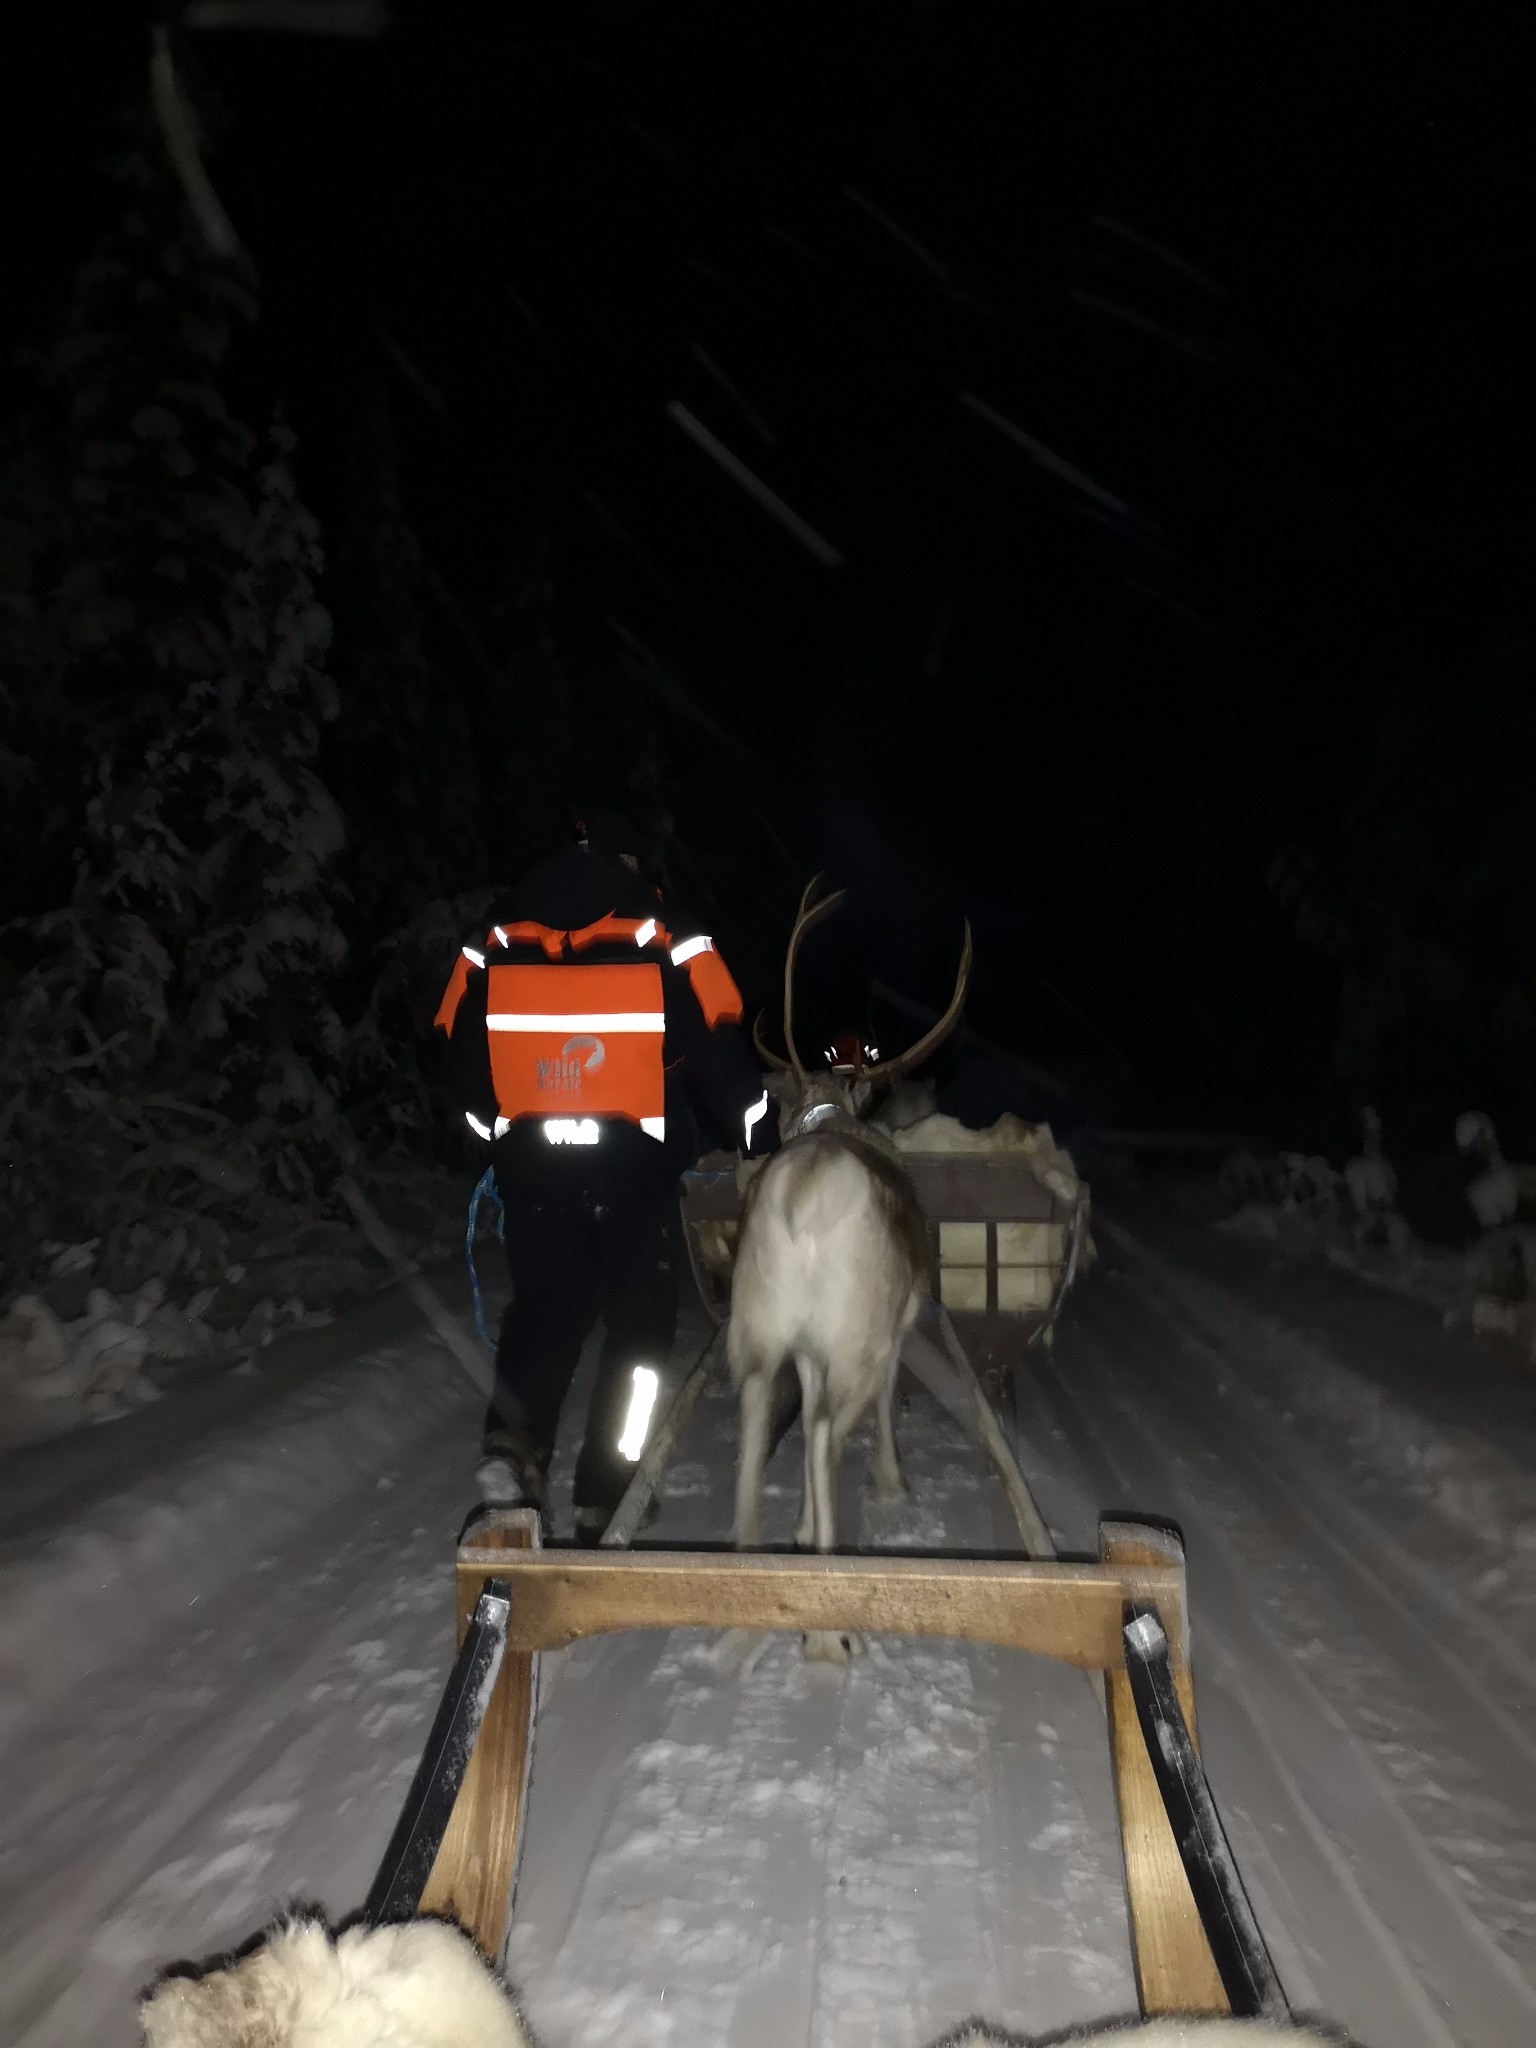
{"left": 0, "top": 118, "right": 347, "bottom": 1293}
{"left": 329, "top": 379, "right": 483, "bottom": 942}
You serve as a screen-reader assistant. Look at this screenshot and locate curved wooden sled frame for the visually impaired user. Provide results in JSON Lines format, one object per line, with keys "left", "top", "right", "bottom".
{"left": 416, "top": 1511, "right": 1231, "bottom": 2021}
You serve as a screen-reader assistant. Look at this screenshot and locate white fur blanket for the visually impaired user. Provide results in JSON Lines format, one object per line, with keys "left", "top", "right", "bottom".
{"left": 140, "top": 1917, "right": 531, "bottom": 2048}
{"left": 139, "top": 1915, "right": 1352, "bottom": 2048}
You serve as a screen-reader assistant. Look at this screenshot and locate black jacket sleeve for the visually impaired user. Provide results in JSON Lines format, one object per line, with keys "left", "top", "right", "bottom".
{"left": 443, "top": 952, "right": 498, "bottom": 1130}
{"left": 661, "top": 954, "right": 781, "bottom": 1157}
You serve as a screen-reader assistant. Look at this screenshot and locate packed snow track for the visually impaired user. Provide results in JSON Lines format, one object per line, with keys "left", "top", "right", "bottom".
{"left": 0, "top": 1220, "right": 1531, "bottom": 2048}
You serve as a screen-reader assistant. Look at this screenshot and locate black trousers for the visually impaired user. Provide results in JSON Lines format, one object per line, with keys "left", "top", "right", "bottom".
{"left": 485, "top": 1180, "right": 680, "bottom": 1514}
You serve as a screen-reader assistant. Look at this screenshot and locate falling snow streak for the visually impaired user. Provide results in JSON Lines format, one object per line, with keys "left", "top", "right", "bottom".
{"left": 149, "top": 29, "right": 243, "bottom": 261}
{"left": 683, "top": 258, "right": 755, "bottom": 312}
{"left": 605, "top": 619, "right": 765, "bottom": 765}
{"left": 375, "top": 327, "right": 447, "bottom": 415}
{"left": 507, "top": 288, "right": 556, "bottom": 356}
{"left": 959, "top": 391, "right": 1158, "bottom": 533}
{"left": 1091, "top": 216, "right": 1229, "bottom": 300}
{"left": 1072, "top": 506, "right": 1185, "bottom": 568}
{"left": 843, "top": 186, "right": 952, "bottom": 282}
{"left": 686, "top": 344, "right": 776, "bottom": 446}
{"left": 183, "top": 1, "right": 390, "bottom": 30}
{"left": 1069, "top": 291, "right": 1219, "bottom": 367}
{"left": 762, "top": 222, "right": 830, "bottom": 270}
{"left": 625, "top": 121, "right": 687, "bottom": 173}
{"left": 1123, "top": 580, "right": 1222, "bottom": 638}
{"left": 584, "top": 494, "right": 675, "bottom": 596}
{"left": 944, "top": 285, "right": 1030, "bottom": 342}
{"left": 665, "top": 403, "right": 843, "bottom": 568}
{"left": 423, "top": 566, "right": 517, "bottom": 691}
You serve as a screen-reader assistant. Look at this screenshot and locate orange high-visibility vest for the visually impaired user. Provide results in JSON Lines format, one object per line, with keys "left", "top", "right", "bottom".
{"left": 483, "top": 959, "right": 666, "bottom": 1135}
{"left": 434, "top": 914, "right": 744, "bottom": 1042}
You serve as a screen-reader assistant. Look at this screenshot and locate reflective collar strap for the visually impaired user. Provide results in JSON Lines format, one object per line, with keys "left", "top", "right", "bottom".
{"left": 486, "top": 921, "right": 565, "bottom": 960}
{"left": 566, "top": 914, "right": 673, "bottom": 953}
{"left": 484, "top": 918, "right": 676, "bottom": 960}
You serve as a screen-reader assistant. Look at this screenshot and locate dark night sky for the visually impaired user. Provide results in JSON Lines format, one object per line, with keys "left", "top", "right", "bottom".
{"left": 7, "top": 3, "right": 1534, "bottom": 1116}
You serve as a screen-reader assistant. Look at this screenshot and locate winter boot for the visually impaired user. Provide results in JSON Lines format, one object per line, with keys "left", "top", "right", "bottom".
{"left": 475, "top": 1430, "right": 548, "bottom": 1512}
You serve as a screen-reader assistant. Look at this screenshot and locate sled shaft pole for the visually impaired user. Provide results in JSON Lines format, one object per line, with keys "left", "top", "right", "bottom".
{"left": 338, "top": 1174, "right": 493, "bottom": 1400}
{"left": 1123, "top": 1604, "right": 1289, "bottom": 2019}
{"left": 364, "top": 1579, "right": 511, "bottom": 1925}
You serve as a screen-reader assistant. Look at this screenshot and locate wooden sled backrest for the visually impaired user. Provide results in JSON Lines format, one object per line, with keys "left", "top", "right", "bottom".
{"left": 418, "top": 1512, "right": 1228, "bottom": 2020}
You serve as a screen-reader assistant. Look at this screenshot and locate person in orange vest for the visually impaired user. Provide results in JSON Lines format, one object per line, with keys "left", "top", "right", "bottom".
{"left": 434, "top": 801, "right": 778, "bottom": 1543}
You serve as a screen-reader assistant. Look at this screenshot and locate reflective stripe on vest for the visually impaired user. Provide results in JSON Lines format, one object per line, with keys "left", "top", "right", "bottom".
{"left": 492, "top": 921, "right": 566, "bottom": 959}
{"left": 436, "top": 913, "right": 739, "bottom": 1038}
{"left": 484, "top": 961, "right": 666, "bottom": 1130}
{"left": 435, "top": 920, "right": 571, "bottom": 1036}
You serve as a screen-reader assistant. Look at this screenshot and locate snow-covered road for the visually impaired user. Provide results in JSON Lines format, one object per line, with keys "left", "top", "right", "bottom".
{"left": 1, "top": 1220, "right": 1531, "bottom": 2048}
{"left": 1018, "top": 1219, "right": 1536, "bottom": 2048}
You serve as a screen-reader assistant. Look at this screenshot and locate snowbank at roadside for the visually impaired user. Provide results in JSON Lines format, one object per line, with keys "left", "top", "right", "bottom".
{"left": 0, "top": 1300, "right": 480, "bottom": 1753}
{"left": 1104, "top": 1214, "right": 1536, "bottom": 1566}
{"left": 0, "top": 1250, "right": 327, "bottom": 1438}
{"left": 1215, "top": 1142, "right": 1536, "bottom": 1369}
{"left": 0, "top": 1165, "right": 469, "bottom": 1453}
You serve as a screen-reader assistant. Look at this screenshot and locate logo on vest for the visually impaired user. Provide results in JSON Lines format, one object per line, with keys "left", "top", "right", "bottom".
{"left": 536, "top": 1034, "right": 606, "bottom": 1096}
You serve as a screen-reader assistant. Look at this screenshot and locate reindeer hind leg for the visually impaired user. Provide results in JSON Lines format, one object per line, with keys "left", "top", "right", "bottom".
{"left": 798, "top": 1354, "right": 864, "bottom": 1664}
{"left": 734, "top": 1362, "right": 776, "bottom": 1551}
{"left": 792, "top": 1353, "right": 822, "bottom": 1549}
{"left": 871, "top": 1344, "right": 906, "bottom": 1501}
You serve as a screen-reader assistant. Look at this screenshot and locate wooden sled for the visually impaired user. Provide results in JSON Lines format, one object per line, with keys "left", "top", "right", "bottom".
{"left": 683, "top": 1147, "right": 1088, "bottom": 1379}
{"left": 390, "top": 1512, "right": 1287, "bottom": 2027}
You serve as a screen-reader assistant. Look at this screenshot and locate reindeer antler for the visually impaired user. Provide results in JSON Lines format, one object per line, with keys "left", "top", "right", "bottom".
{"left": 781, "top": 874, "right": 847, "bottom": 1081}
{"left": 858, "top": 920, "right": 973, "bottom": 1084}
{"left": 766, "top": 880, "right": 971, "bottom": 1087}
{"left": 752, "top": 1012, "right": 792, "bottom": 1072}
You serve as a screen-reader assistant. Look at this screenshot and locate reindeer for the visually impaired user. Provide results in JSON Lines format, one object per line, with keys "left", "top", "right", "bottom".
{"left": 729, "top": 878, "right": 972, "bottom": 1660}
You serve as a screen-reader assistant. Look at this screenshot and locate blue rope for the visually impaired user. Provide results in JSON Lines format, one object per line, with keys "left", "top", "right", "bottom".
{"left": 465, "top": 1167, "right": 505, "bottom": 1351}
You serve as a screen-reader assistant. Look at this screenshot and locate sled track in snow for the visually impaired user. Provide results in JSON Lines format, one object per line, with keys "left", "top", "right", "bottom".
{"left": 1104, "top": 1234, "right": 1536, "bottom": 1763}
{"left": 1020, "top": 1228, "right": 1536, "bottom": 2048}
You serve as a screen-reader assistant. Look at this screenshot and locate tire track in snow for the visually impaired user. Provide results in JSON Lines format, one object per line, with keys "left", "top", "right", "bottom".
{"left": 1037, "top": 1269, "right": 1535, "bottom": 2048}
{"left": 1083, "top": 1273, "right": 1536, "bottom": 1996}
{"left": 1106, "top": 1241, "right": 1536, "bottom": 1779}
{"left": 1031, "top": 1308, "right": 1464, "bottom": 2048}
